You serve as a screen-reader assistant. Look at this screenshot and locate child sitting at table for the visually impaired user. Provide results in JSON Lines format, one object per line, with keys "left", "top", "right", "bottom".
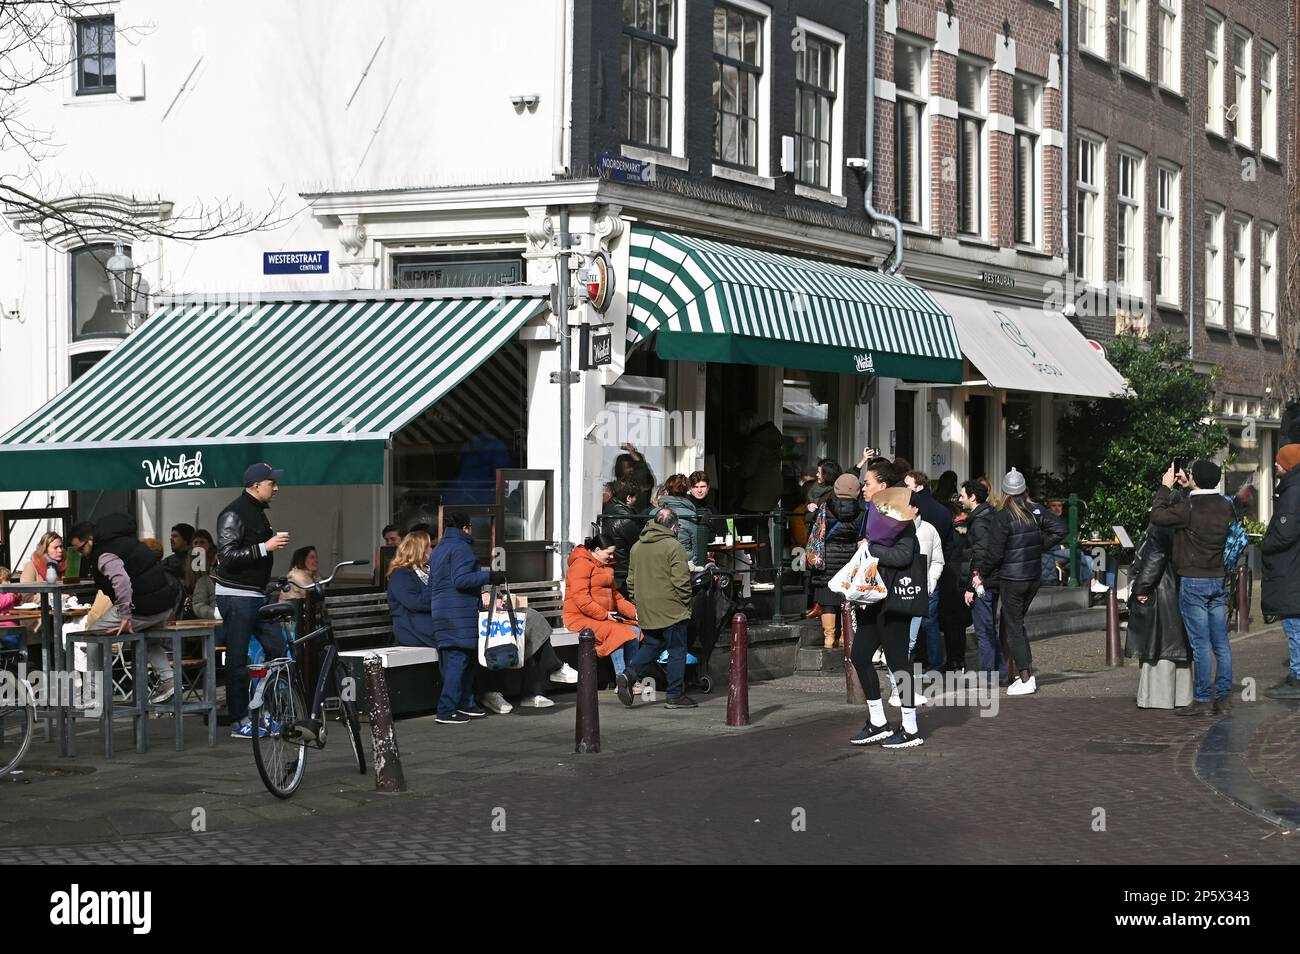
{"left": 0, "top": 567, "right": 22, "bottom": 651}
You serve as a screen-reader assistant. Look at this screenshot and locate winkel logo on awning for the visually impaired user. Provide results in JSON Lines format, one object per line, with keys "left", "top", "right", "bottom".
{"left": 141, "top": 451, "right": 205, "bottom": 489}
{"left": 853, "top": 352, "right": 876, "bottom": 374}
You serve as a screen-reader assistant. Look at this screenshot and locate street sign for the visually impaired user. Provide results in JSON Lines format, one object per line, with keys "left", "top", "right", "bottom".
{"left": 263, "top": 251, "right": 330, "bottom": 274}
{"left": 596, "top": 153, "right": 653, "bottom": 184}
{"left": 579, "top": 324, "right": 613, "bottom": 369}
{"left": 579, "top": 251, "right": 615, "bottom": 313}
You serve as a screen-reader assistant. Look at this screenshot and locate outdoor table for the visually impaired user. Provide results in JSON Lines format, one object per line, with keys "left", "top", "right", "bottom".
{"left": 143, "top": 620, "right": 219, "bottom": 751}
{"left": 709, "top": 541, "right": 763, "bottom": 595}
{"left": 0, "top": 581, "right": 96, "bottom": 757}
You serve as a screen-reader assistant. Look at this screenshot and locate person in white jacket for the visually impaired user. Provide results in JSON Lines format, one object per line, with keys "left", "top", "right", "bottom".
{"left": 886, "top": 514, "right": 945, "bottom": 707}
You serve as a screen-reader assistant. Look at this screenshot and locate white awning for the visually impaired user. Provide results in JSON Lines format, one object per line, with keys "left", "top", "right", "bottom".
{"left": 930, "top": 292, "right": 1129, "bottom": 399}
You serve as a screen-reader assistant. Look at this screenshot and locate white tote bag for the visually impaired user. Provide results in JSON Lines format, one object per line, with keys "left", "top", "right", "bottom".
{"left": 827, "top": 548, "right": 887, "bottom": 605}
{"left": 477, "top": 585, "right": 526, "bottom": 670}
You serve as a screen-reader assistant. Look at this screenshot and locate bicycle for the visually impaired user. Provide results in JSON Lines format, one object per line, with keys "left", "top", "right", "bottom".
{"left": 1, "top": 647, "right": 35, "bottom": 778}
{"left": 249, "top": 560, "right": 369, "bottom": 799}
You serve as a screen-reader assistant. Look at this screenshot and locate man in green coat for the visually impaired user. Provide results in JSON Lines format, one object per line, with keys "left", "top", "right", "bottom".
{"left": 618, "top": 508, "right": 697, "bottom": 709}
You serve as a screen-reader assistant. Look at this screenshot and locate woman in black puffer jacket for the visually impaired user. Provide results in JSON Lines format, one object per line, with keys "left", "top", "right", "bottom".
{"left": 811, "top": 474, "right": 864, "bottom": 650}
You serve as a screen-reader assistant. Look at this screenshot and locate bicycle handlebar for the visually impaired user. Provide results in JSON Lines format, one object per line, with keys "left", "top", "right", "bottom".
{"left": 274, "top": 559, "right": 370, "bottom": 595}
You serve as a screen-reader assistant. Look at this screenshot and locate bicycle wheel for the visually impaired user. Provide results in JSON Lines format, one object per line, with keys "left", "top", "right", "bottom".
{"left": 335, "top": 663, "right": 366, "bottom": 775}
{"left": 0, "top": 678, "right": 34, "bottom": 778}
{"left": 251, "top": 667, "right": 308, "bottom": 799}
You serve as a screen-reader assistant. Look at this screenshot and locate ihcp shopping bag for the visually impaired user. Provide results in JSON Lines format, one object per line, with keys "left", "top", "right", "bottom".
{"left": 478, "top": 584, "right": 525, "bottom": 670}
{"left": 828, "top": 547, "right": 887, "bottom": 604}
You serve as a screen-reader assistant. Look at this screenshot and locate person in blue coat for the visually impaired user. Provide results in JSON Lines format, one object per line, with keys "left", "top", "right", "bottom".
{"left": 387, "top": 530, "right": 436, "bottom": 648}
{"left": 428, "top": 511, "right": 505, "bottom": 724}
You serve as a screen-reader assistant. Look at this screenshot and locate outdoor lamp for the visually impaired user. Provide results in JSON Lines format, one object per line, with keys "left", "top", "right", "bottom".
{"left": 105, "top": 241, "right": 141, "bottom": 314}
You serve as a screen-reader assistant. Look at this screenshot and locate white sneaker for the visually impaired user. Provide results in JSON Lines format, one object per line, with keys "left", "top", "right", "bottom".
{"left": 518, "top": 694, "right": 555, "bottom": 708}
{"left": 149, "top": 675, "right": 176, "bottom": 705}
{"left": 1007, "top": 675, "right": 1038, "bottom": 696}
{"left": 549, "top": 663, "right": 578, "bottom": 684}
{"left": 481, "top": 691, "right": 513, "bottom": 714}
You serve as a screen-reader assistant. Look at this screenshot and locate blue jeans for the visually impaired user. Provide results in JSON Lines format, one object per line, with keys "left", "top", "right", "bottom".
{"left": 611, "top": 627, "right": 642, "bottom": 677}
{"left": 217, "top": 594, "right": 288, "bottom": 723}
{"left": 907, "top": 589, "right": 943, "bottom": 671}
{"left": 1282, "top": 617, "right": 1300, "bottom": 681}
{"left": 437, "top": 646, "right": 479, "bottom": 717}
{"left": 1178, "top": 576, "right": 1231, "bottom": 703}
{"left": 972, "top": 589, "right": 1001, "bottom": 676}
{"left": 626, "top": 620, "right": 688, "bottom": 698}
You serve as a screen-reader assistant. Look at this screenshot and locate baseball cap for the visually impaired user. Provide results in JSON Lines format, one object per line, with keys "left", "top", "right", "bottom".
{"left": 243, "top": 462, "right": 284, "bottom": 486}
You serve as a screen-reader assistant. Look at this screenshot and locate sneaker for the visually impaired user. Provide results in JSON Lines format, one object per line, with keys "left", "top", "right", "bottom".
{"left": 149, "top": 675, "right": 176, "bottom": 705}
{"left": 1211, "top": 694, "right": 1234, "bottom": 715}
{"left": 481, "top": 691, "right": 513, "bottom": 714}
{"left": 1176, "top": 700, "right": 1213, "bottom": 718}
{"left": 458, "top": 706, "right": 488, "bottom": 718}
{"left": 1007, "top": 675, "right": 1038, "bottom": 696}
{"left": 615, "top": 671, "right": 635, "bottom": 708}
{"left": 435, "top": 712, "right": 471, "bottom": 725}
{"left": 518, "top": 694, "right": 555, "bottom": 708}
{"left": 229, "top": 718, "right": 268, "bottom": 740}
{"left": 1264, "top": 674, "right": 1300, "bottom": 700}
{"left": 549, "top": 663, "right": 579, "bottom": 684}
{"left": 881, "top": 729, "right": 925, "bottom": 749}
{"left": 665, "top": 694, "right": 698, "bottom": 709}
{"left": 850, "top": 721, "right": 894, "bottom": 745}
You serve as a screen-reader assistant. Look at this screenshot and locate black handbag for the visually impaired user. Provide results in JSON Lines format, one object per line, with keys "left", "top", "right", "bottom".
{"left": 882, "top": 549, "right": 930, "bottom": 617}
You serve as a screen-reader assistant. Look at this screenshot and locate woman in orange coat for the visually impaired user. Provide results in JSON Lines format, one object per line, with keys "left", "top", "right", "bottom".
{"left": 564, "top": 533, "right": 640, "bottom": 677}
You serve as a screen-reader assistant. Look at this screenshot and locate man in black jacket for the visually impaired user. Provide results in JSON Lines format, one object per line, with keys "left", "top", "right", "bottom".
{"left": 600, "top": 478, "right": 643, "bottom": 597}
{"left": 214, "top": 462, "right": 292, "bottom": 738}
{"left": 959, "top": 479, "right": 1007, "bottom": 679}
{"left": 1263, "top": 444, "right": 1300, "bottom": 699}
{"left": 904, "top": 470, "right": 954, "bottom": 672}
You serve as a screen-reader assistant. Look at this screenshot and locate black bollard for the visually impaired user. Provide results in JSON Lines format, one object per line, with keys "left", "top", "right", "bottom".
{"left": 842, "top": 603, "right": 867, "bottom": 704}
{"left": 1105, "top": 586, "right": 1122, "bottom": 668}
{"left": 364, "top": 654, "right": 406, "bottom": 793}
{"left": 1235, "top": 565, "right": 1250, "bottom": 634}
{"left": 574, "top": 628, "right": 600, "bottom": 753}
{"left": 726, "top": 613, "right": 750, "bottom": 726}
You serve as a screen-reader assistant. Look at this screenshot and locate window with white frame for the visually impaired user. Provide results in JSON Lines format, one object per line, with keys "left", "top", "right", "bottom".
{"left": 1205, "top": 12, "right": 1223, "bottom": 133}
{"left": 621, "top": 0, "right": 676, "bottom": 150}
{"left": 794, "top": 32, "right": 838, "bottom": 190}
{"left": 1232, "top": 215, "right": 1252, "bottom": 331}
{"left": 1013, "top": 77, "right": 1040, "bottom": 247}
{"left": 1232, "top": 30, "right": 1251, "bottom": 145}
{"left": 894, "top": 37, "right": 927, "bottom": 226}
{"left": 713, "top": 3, "right": 764, "bottom": 171}
{"left": 1155, "top": 164, "right": 1180, "bottom": 303}
{"left": 1204, "top": 206, "right": 1224, "bottom": 325}
{"left": 1260, "top": 43, "right": 1277, "bottom": 156}
{"left": 956, "top": 58, "right": 987, "bottom": 237}
{"left": 1157, "top": 0, "right": 1181, "bottom": 90}
{"left": 1119, "top": 0, "right": 1147, "bottom": 74}
{"left": 1075, "top": 135, "right": 1105, "bottom": 284}
{"left": 1078, "top": 0, "right": 1105, "bottom": 57}
{"left": 1116, "top": 152, "right": 1144, "bottom": 295}
{"left": 1259, "top": 224, "right": 1277, "bottom": 337}
{"left": 75, "top": 16, "right": 116, "bottom": 95}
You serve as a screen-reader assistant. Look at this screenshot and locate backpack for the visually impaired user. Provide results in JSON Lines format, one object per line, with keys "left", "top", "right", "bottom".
{"left": 1221, "top": 494, "right": 1248, "bottom": 571}
{"left": 806, "top": 507, "right": 829, "bottom": 569}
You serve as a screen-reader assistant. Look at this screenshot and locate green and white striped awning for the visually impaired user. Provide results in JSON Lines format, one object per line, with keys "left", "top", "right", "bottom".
{"left": 0, "top": 291, "right": 548, "bottom": 490}
{"left": 627, "top": 227, "right": 962, "bottom": 382}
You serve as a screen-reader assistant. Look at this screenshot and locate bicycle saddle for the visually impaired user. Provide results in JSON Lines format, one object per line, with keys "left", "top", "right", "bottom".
{"left": 257, "top": 603, "right": 297, "bottom": 621}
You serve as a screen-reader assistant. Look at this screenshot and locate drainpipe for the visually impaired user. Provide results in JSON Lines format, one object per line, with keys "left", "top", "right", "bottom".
{"left": 557, "top": 208, "right": 573, "bottom": 564}
{"left": 1188, "top": 109, "right": 1196, "bottom": 362}
{"left": 552, "top": 0, "right": 571, "bottom": 176}
{"left": 1061, "top": 0, "right": 1070, "bottom": 273}
{"left": 861, "top": 0, "right": 905, "bottom": 274}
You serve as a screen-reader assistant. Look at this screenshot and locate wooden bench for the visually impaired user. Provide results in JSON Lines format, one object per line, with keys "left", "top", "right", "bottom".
{"left": 327, "top": 591, "right": 439, "bottom": 716}
{"left": 508, "top": 580, "right": 578, "bottom": 647}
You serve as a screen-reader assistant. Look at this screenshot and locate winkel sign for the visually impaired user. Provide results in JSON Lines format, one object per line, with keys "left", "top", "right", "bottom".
{"left": 141, "top": 452, "right": 205, "bottom": 489}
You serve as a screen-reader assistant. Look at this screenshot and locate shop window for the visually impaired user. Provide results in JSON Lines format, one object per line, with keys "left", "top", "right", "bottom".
{"left": 390, "top": 251, "right": 523, "bottom": 289}
{"left": 70, "top": 351, "right": 109, "bottom": 382}
{"left": 1004, "top": 397, "right": 1037, "bottom": 477}
{"left": 71, "top": 244, "right": 131, "bottom": 339}
{"left": 1226, "top": 425, "right": 1260, "bottom": 521}
{"left": 781, "top": 370, "right": 837, "bottom": 483}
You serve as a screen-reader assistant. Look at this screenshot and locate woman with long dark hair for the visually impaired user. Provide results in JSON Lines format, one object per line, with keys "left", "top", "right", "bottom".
{"left": 810, "top": 473, "right": 862, "bottom": 649}
{"left": 803, "top": 458, "right": 843, "bottom": 618}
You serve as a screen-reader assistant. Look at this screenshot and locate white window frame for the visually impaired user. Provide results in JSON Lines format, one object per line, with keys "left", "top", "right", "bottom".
{"left": 1232, "top": 29, "right": 1251, "bottom": 147}
{"left": 1204, "top": 205, "right": 1225, "bottom": 326}
{"left": 955, "top": 56, "right": 989, "bottom": 240}
{"left": 1119, "top": 0, "right": 1148, "bottom": 76}
{"left": 711, "top": 0, "right": 772, "bottom": 180}
{"left": 1078, "top": 0, "right": 1107, "bottom": 59}
{"left": 893, "top": 34, "right": 929, "bottom": 228}
{"left": 1259, "top": 224, "right": 1278, "bottom": 338}
{"left": 620, "top": 0, "right": 688, "bottom": 160}
{"left": 793, "top": 17, "right": 845, "bottom": 198}
{"left": 1157, "top": 0, "right": 1181, "bottom": 92}
{"left": 1075, "top": 134, "right": 1105, "bottom": 286}
{"left": 1232, "top": 215, "right": 1252, "bottom": 331}
{"left": 1205, "top": 11, "right": 1223, "bottom": 134}
{"left": 1116, "top": 151, "right": 1145, "bottom": 297}
{"left": 1260, "top": 42, "right": 1277, "bottom": 158}
{"left": 1013, "top": 75, "right": 1041, "bottom": 249}
{"left": 1155, "top": 163, "right": 1180, "bottom": 305}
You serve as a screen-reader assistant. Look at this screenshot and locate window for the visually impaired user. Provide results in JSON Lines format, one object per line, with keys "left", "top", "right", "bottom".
{"left": 1232, "top": 30, "right": 1251, "bottom": 145}
{"left": 1204, "top": 206, "right": 1224, "bottom": 326}
{"left": 1078, "top": 0, "right": 1105, "bottom": 57}
{"left": 1119, "top": 0, "right": 1147, "bottom": 74}
{"left": 1116, "top": 152, "right": 1144, "bottom": 295}
{"left": 1156, "top": 164, "right": 1180, "bottom": 303}
{"left": 956, "top": 59, "right": 987, "bottom": 237}
{"left": 1232, "top": 216, "right": 1251, "bottom": 331}
{"left": 1205, "top": 12, "right": 1223, "bottom": 133}
{"left": 391, "top": 252, "right": 524, "bottom": 289}
{"left": 713, "top": 4, "right": 763, "bottom": 171}
{"left": 794, "top": 34, "right": 837, "bottom": 190}
{"left": 1259, "top": 225, "right": 1278, "bottom": 337}
{"left": 1260, "top": 43, "right": 1277, "bottom": 156}
{"left": 1075, "top": 136, "right": 1104, "bottom": 284}
{"left": 894, "top": 38, "right": 927, "bottom": 225}
{"left": 71, "top": 245, "right": 131, "bottom": 339}
{"left": 621, "top": 0, "right": 676, "bottom": 150}
{"left": 1013, "top": 77, "right": 1040, "bottom": 247}
{"left": 1157, "top": 0, "right": 1181, "bottom": 90}
{"left": 70, "top": 352, "right": 109, "bottom": 383}
{"left": 75, "top": 16, "right": 115, "bottom": 94}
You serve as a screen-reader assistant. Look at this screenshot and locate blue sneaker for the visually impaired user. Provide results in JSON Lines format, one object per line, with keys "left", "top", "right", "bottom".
{"left": 230, "top": 718, "right": 274, "bottom": 740}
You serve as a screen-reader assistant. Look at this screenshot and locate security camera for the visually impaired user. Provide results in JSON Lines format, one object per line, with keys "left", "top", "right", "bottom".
{"left": 522, "top": 94, "right": 540, "bottom": 109}
{"left": 510, "top": 95, "right": 525, "bottom": 109}
{"left": 846, "top": 157, "right": 869, "bottom": 169}
{"left": 1224, "top": 103, "right": 1240, "bottom": 122}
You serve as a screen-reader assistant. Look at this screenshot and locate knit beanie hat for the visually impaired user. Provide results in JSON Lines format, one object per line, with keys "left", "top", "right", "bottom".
{"left": 1191, "top": 459, "right": 1222, "bottom": 490}
{"left": 1003, "top": 467, "right": 1027, "bottom": 496}
{"left": 833, "top": 473, "right": 862, "bottom": 498}
{"left": 1276, "top": 443, "right": 1300, "bottom": 473}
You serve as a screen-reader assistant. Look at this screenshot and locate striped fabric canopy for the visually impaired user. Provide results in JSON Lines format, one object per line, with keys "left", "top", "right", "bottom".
{"left": 0, "top": 292, "right": 547, "bottom": 490}
{"left": 627, "top": 227, "right": 962, "bottom": 382}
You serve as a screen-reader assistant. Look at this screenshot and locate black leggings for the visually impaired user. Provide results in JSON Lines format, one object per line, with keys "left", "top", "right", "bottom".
{"left": 850, "top": 603, "right": 916, "bottom": 707}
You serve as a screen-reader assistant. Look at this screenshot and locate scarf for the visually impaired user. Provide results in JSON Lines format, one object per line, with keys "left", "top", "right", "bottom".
{"left": 32, "top": 552, "right": 67, "bottom": 579}
{"left": 415, "top": 565, "right": 429, "bottom": 586}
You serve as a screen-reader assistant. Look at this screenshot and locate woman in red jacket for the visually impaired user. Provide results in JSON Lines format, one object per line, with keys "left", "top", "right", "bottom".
{"left": 564, "top": 534, "right": 640, "bottom": 678}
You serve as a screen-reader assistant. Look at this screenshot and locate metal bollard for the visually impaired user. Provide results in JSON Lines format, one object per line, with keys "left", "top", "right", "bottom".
{"left": 726, "top": 613, "right": 750, "bottom": 726}
{"left": 364, "top": 654, "right": 406, "bottom": 793}
{"left": 574, "top": 628, "right": 600, "bottom": 753}
{"left": 841, "top": 603, "right": 867, "bottom": 704}
{"left": 1105, "top": 586, "right": 1122, "bottom": 668}
{"left": 1235, "top": 565, "right": 1250, "bottom": 633}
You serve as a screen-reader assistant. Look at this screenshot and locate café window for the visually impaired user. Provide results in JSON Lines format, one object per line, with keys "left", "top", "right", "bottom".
{"left": 70, "top": 351, "right": 109, "bottom": 383}
{"left": 390, "top": 252, "right": 523, "bottom": 289}
{"left": 71, "top": 244, "right": 132, "bottom": 339}
{"left": 75, "top": 16, "right": 115, "bottom": 94}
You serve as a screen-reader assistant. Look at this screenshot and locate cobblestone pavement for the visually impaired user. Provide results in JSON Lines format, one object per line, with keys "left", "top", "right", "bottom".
{"left": 1, "top": 623, "right": 1296, "bottom": 864}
